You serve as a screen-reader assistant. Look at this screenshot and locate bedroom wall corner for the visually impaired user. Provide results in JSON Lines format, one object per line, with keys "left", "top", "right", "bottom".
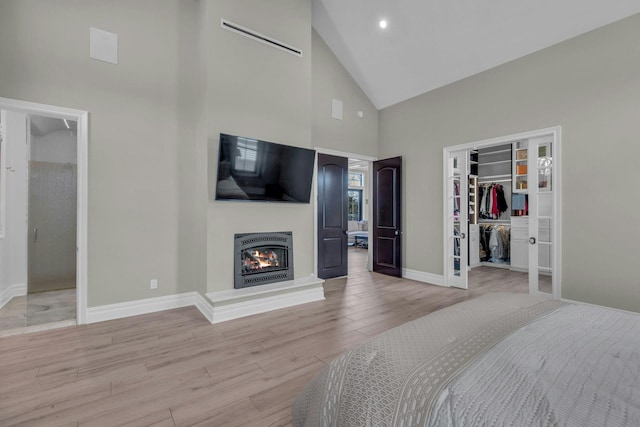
{"left": 311, "top": 29, "right": 379, "bottom": 157}
{"left": 177, "top": 0, "right": 208, "bottom": 297}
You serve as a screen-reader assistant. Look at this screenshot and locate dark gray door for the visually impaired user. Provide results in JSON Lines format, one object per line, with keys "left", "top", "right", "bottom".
{"left": 317, "top": 153, "right": 348, "bottom": 279}
{"left": 373, "top": 156, "right": 402, "bottom": 277}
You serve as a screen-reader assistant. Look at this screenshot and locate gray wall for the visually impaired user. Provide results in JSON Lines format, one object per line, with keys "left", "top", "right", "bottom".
{"left": 0, "top": 0, "right": 192, "bottom": 306}
{"left": 177, "top": 1, "right": 207, "bottom": 297}
{"left": 379, "top": 13, "right": 640, "bottom": 312}
{"left": 312, "top": 29, "right": 378, "bottom": 157}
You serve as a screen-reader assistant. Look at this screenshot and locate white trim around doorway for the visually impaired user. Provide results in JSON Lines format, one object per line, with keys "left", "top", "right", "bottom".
{"left": 442, "top": 126, "right": 562, "bottom": 299}
{"left": 0, "top": 97, "right": 89, "bottom": 325}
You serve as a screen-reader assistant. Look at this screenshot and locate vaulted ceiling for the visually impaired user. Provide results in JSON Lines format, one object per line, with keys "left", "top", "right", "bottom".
{"left": 312, "top": 0, "right": 640, "bottom": 109}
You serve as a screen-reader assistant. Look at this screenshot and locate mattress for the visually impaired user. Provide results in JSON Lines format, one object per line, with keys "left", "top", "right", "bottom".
{"left": 292, "top": 293, "right": 640, "bottom": 426}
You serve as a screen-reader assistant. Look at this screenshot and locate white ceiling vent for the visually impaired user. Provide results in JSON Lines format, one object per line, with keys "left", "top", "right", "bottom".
{"left": 221, "top": 19, "right": 302, "bottom": 58}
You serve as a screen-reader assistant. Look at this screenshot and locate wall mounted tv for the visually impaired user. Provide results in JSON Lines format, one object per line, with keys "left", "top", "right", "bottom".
{"left": 215, "top": 133, "right": 316, "bottom": 203}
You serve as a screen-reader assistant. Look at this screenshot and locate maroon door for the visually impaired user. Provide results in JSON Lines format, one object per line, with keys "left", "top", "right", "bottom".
{"left": 317, "top": 153, "right": 348, "bottom": 279}
{"left": 373, "top": 156, "right": 402, "bottom": 277}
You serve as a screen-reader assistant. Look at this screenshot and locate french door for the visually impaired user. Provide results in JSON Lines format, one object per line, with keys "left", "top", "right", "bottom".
{"left": 445, "top": 150, "right": 468, "bottom": 289}
{"left": 524, "top": 136, "right": 555, "bottom": 297}
{"left": 444, "top": 130, "right": 559, "bottom": 297}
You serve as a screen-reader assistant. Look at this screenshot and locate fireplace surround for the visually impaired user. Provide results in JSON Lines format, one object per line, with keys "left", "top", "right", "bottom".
{"left": 234, "top": 231, "right": 294, "bottom": 289}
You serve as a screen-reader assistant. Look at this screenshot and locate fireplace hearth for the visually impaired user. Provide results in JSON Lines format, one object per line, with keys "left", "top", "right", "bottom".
{"left": 234, "top": 232, "right": 294, "bottom": 289}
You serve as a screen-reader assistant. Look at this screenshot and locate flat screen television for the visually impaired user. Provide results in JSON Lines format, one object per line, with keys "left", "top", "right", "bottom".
{"left": 215, "top": 133, "right": 316, "bottom": 203}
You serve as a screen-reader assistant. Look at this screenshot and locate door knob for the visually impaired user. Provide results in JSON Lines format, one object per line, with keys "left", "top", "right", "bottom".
{"left": 33, "top": 227, "right": 38, "bottom": 244}
{"left": 395, "top": 230, "right": 400, "bottom": 236}
{"left": 529, "top": 237, "right": 536, "bottom": 244}
{"left": 460, "top": 233, "right": 466, "bottom": 239}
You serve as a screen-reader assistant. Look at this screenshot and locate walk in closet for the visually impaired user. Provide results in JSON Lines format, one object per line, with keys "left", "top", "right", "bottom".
{"left": 466, "top": 139, "right": 553, "bottom": 278}
{"left": 445, "top": 128, "right": 559, "bottom": 297}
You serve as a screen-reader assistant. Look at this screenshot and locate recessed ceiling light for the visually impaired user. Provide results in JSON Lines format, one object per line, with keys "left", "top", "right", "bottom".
{"left": 379, "top": 19, "right": 388, "bottom": 29}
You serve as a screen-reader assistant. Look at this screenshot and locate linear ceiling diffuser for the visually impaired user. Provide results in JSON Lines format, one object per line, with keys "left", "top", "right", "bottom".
{"left": 221, "top": 19, "right": 303, "bottom": 58}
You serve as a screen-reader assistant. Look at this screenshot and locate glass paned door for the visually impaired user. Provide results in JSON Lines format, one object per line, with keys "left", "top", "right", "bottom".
{"left": 446, "top": 150, "right": 468, "bottom": 289}
{"left": 527, "top": 137, "right": 554, "bottom": 297}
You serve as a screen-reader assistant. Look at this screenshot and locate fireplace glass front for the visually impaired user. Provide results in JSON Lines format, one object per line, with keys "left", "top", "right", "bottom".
{"left": 234, "top": 232, "right": 294, "bottom": 288}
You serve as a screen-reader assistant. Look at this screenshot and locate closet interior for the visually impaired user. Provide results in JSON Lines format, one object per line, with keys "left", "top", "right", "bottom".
{"left": 468, "top": 139, "right": 551, "bottom": 275}
{"left": 469, "top": 144, "right": 512, "bottom": 268}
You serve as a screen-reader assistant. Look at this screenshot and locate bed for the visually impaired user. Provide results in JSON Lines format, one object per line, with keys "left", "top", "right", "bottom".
{"left": 292, "top": 293, "right": 640, "bottom": 426}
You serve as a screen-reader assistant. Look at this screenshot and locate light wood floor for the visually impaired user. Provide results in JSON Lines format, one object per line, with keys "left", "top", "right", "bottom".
{"left": 0, "top": 250, "right": 528, "bottom": 426}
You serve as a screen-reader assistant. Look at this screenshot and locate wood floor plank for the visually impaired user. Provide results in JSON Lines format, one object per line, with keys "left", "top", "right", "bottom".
{"left": 113, "top": 409, "right": 175, "bottom": 427}
{"left": 0, "top": 249, "right": 527, "bottom": 426}
{"left": 174, "top": 398, "right": 259, "bottom": 427}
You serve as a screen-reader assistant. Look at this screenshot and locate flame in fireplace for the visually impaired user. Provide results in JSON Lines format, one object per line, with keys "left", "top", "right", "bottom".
{"left": 244, "top": 249, "right": 280, "bottom": 271}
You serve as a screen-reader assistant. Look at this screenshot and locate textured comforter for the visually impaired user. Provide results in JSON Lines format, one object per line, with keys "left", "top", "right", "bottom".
{"left": 292, "top": 293, "right": 640, "bottom": 426}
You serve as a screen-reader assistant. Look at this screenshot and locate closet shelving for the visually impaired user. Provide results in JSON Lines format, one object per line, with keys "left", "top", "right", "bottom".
{"left": 468, "top": 150, "right": 479, "bottom": 267}
{"left": 512, "top": 141, "right": 529, "bottom": 217}
{"left": 477, "top": 144, "right": 512, "bottom": 219}
{"left": 513, "top": 141, "right": 528, "bottom": 193}
{"left": 469, "top": 149, "right": 478, "bottom": 225}
{"left": 469, "top": 178, "right": 478, "bottom": 225}
{"left": 469, "top": 151, "right": 479, "bottom": 174}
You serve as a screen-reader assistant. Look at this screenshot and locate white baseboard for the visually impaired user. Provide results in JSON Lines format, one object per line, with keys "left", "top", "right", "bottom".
{"left": 402, "top": 269, "right": 445, "bottom": 287}
{"left": 87, "top": 292, "right": 208, "bottom": 324}
{"left": 85, "top": 277, "right": 326, "bottom": 325}
{"left": 0, "top": 283, "right": 27, "bottom": 310}
{"left": 206, "top": 277, "right": 325, "bottom": 324}
{"left": 193, "top": 292, "right": 215, "bottom": 322}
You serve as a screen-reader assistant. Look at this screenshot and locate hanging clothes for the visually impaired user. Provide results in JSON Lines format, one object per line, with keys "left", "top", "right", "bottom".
{"left": 479, "top": 224, "right": 510, "bottom": 263}
{"left": 478, "top": 183, "right": 509, "bottom": 220}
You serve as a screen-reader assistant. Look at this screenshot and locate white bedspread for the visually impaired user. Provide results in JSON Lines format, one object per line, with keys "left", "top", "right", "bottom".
{"left": 428, "top": 304, "right": 640, "bottom": 426}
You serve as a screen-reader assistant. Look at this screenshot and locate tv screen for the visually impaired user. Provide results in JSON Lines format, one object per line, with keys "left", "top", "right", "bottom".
{"left": 215, "top": 133, "right": 316, "bottom": 203}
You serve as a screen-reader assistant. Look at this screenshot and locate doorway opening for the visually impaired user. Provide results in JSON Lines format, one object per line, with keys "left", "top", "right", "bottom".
{"left": 0, "top": 97, "right": 88, "bottom": 334}
{"left": 443, "top": 127, "right": 562, "bottom": 298}
{"left": 315, "top": 149, "right": 375, "bottom": 279}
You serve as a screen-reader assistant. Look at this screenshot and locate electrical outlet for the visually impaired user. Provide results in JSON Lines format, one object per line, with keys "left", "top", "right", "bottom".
{"left": 150, "top": 279, "right": 158, "bottom": 290}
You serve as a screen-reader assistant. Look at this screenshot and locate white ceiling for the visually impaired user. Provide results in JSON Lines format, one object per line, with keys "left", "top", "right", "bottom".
{"left": 312, "top": 0, "right": 640, "bottom": 110}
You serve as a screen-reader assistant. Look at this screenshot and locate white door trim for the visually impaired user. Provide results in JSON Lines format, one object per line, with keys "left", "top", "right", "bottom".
{"left": 442, "top": 126, "right": 562, "bottom": 298}
{"left": 0, "top": 97, "right": 89, "bottom": 324}
{"left": 313, "top": 147, "right": 377, "bottom": 276}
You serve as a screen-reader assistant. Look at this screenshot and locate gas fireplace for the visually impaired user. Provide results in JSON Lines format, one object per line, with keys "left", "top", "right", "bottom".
{"left": 234, "top": 232, "right": 294, "bottom": 289}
